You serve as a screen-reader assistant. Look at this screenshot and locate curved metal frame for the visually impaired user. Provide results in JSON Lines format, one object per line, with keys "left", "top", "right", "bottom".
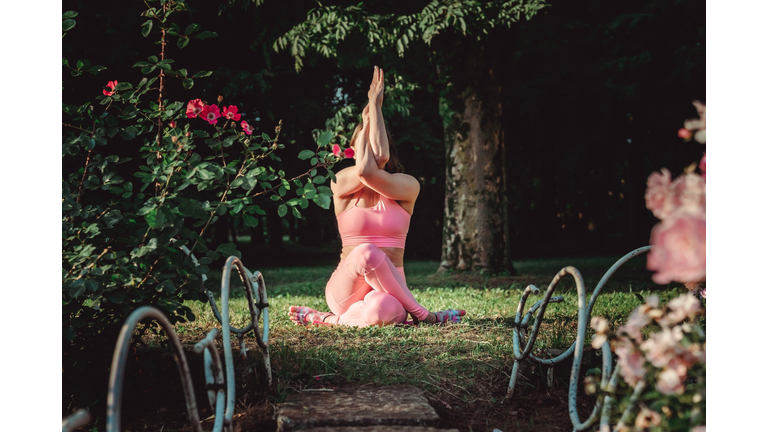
{"left": 62, "top": 409, "right": 92, "bottom": 432}
{"left": 95, "top": 252, "right": 271, "bottom": 432}
{"left": 180, "top": 245, "right": 271, "bottom": 360}
{"left": 106, "top": 306, "right": 203, "bottom": 432}
{"left": 505, "top": 246, "right": 653, "bottom": 431}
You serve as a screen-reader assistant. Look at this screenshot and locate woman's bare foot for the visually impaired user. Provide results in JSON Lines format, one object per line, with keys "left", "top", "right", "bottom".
{"left": 423, "top": 309, "right": 465, "bottom": 324}
{"left": 289, "top": 306, "right": 335, "bottom": 326}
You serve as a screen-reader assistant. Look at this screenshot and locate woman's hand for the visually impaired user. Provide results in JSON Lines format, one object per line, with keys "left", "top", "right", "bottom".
{"left": 366, "top": 66, "right": 389, "bottom": 169}
{"left": 367, "top": 65, "right": 385, "bottom": 107}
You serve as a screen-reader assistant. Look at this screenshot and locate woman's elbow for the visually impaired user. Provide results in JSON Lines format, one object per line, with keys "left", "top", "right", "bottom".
{"left": 356, "top": 164, "right": 372, "bottom": 178}
{"left": 374, "top": 153, "right": 389, "bottom": 168}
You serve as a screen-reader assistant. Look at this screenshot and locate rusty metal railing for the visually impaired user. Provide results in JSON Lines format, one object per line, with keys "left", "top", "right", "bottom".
{"left": 504, "top": 246, "right": 653, "bottom": 431}
{"left": 63, "top": 253, "right": 271, "bottom": 432}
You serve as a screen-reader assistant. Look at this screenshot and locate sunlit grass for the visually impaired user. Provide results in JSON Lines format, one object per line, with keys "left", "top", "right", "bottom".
{"left": 165, "top": 256, "right": 688, "bottom": 403}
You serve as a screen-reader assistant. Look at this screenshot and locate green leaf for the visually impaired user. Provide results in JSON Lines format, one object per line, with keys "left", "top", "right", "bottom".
{"left": 216, "top": 242, "right": 240, "bottom": 258}
{"left": 141, "top": 20, "right": 153, "bottom": 37}
{"left": 277, "top": 204, "right": 288, "bottom": 217}
{"left": 312, "top": 175, "right": 326, "bottom": 184}
{"left": 243, "top": 213, "right": 259, "bottom": 227}
{"left": 314, "top": 194, "right": 331, "bottom": 209}
{"left": 119, "top": 129, "right": 136, "bottom": 140}
{"left": 115, "top": 82, "right": 132, "bottom": 91}
{"left": 223, "top": 135, "right": 237, "bottom": 147}
{"left": 291, "top": 207, "right": 302, "bottom": 219}
{"left": 141, "top": 66, "right": 157, "bottom": 75}
{"left": 298, "top": 150, "right": 315, "bottom": 160}
{"left": 177, "top": 37, "right": 189, "bottom": 49}
{"left": 261, "top": 132, "right": 271, "bottom": 141}
{"left": 63, "top": 11, "right": 78, "bottom": 19}
{"left": 215, "top": 203, "right": 226, "bottom": 215}
{"left": 196, "top": 31, "right": 218, "bottom": 40}
{"left": 88, "top": 65, "right": 107, "bottom": 74}
{"left": 182, "top": 78, "right": 194, "bottom": 89}
{"left": 145, "top": 208, "right": 166, "bottom": 229}
{"left": 317, "top": 130, "right": 333, "bottom": 147}
{"left": 194, "top": 70, "right": 212, "bottom": 78}
{"left": 185, "top": 23, "right": 200, "bottom": 35}
{"left": 68, "top": 280, "right": 85, "bottom": 299}
{"left": 63, "top": 19, "right": 76, "bottom": 32}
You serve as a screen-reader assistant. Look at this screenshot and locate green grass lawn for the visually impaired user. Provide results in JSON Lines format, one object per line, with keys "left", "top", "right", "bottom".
{"left": 171, "top": 255, "right": 687, "bottom": 410}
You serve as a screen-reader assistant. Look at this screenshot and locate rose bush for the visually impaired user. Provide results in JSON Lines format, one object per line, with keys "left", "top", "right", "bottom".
{"left": 590, "top": 293, "right": 706, "bottom": 431}
{"left": 583, "top": 102, "right": 707, "bottom": 431}
{"left": 645, "top": 101, "right": 707, "bottom": 297}
{"left": 62, "top": 0, "right": 347, "bottom": 413}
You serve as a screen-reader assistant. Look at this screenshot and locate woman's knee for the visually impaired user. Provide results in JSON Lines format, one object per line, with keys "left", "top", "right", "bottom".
{"left": 350, "top": 243, "right": 385, "bottom": 270}
{"left": 361, "top": 292, "right": 406, "bottom": 326}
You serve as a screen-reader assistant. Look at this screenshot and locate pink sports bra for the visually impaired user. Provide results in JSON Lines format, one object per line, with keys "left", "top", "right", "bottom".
{"left": 336, "top": 190, "right": 411, "bottom": 248}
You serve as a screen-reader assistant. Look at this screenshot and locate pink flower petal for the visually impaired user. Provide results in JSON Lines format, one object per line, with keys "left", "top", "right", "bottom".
{"left": 344, "top": 148, "right": 355, "bottom": 158}
{"left": 332, "top": 144, "right": 341, "bottom": 157}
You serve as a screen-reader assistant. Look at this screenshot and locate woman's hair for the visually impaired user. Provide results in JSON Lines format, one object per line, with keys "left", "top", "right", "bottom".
{"left": 349, "top": 121, "right": 404, "bottom": 174}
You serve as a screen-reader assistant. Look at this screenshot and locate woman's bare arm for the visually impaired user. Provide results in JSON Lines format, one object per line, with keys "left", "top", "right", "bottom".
{"left": 356, "top": 132, "right": 419, "bottom": 205}
{"left": 367, "top": 66, "right": 389, "bottom": 169}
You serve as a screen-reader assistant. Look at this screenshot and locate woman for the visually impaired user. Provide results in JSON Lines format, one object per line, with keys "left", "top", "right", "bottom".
{"left": 288, "top": 66, "right": 465, "bottom": 327}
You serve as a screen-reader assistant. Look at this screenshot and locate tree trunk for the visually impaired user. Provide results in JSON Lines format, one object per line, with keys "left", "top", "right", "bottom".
{"left": 436, "top": 34, "right": 514, "bottom": 274}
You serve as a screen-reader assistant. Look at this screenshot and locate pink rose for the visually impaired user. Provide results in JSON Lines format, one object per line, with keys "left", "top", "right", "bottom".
{"left": 647, "top": 210, "right": 706, "bottom": 285}
{"left": 103, "top": 80, "right": 118, "bottom": 96}
{"left": 344, "top": 148, "right": 355, "bottom": 158}
{"left": 615, "top": 343, "right": 646, "bottom": 386}
{"left": 186, "top": 99, "right": 204, "bottom": 119}
{"left": 641, "top": 327, "right": 684, "bottom": 368}
{"left": 169, "top": 120, "right": 176, "bottom": 129}
{"left": 200, "top": 104, "right": 221, "bottom": 125}
{"left": 332, "top": 144, "right": 341, "bottom": 157}
{"left": 661, "top": 294, "right": 700, "bottom": 326}
{"left": 590, "top": 317, "right": 609, "bottom": 349}
{"left": 241, "top": 121, "right": 254, "bottom": 135}
{"left": 683, "top": 100, "right": 706, "bottom": 144}
{"left": 670, "top": 173, "right": 706, "bottom": 214}
{"left": 678, "top": 128, "right": 692, "bottom": 140}
{"left": 656, "top": 368, "right": 685, "bottom": 395}
{"left": 645, "top": 168, "right": 674, "bottom": 220}
{"left": 222, "top": 105, "right": 241, "bottom": 121}
{"left": 699, "top": 153, "right": 706, "bottom": 179}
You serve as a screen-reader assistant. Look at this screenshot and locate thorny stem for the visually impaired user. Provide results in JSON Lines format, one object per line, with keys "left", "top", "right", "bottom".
{"left": 74, "top": 115, "right": 99, "bottom": 204}
{"left": 76, "top": 151, "right": 93, "bottom": 205}
{"left": 138, "top": 256, "right": 163, "bottom": 288}
{"left": 155, "top": 3, "right": 169, "bottom": 196}
{"left": 249, "top": 161, "right": 334, "bottom": 199}
{"left": 62, "top": 123, "right": 92, "bottom": 134}
{"left": 65, "top": 247, "right": 112, "bottom": 282}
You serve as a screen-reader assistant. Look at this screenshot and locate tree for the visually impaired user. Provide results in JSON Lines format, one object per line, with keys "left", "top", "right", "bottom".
{"left": 273, "top": 0, "right": 549, "bottom": 273}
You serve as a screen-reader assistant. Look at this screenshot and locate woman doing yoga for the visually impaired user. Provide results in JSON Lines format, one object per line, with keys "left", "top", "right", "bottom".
{"left": 288, "top": 66, "right": 465, "bottom": 327}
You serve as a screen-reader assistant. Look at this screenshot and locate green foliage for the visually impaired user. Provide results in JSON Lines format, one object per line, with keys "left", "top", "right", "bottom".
{"left": 62, "top": 0, "right": 343, "bottom": 348}
{"left": 273, "top": 0, "right": 549, "bottom": 71}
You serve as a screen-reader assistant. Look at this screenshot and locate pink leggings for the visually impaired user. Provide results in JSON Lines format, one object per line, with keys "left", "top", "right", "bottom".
{"left": 324, "top": 243, "right": 430, "bottom": 327}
